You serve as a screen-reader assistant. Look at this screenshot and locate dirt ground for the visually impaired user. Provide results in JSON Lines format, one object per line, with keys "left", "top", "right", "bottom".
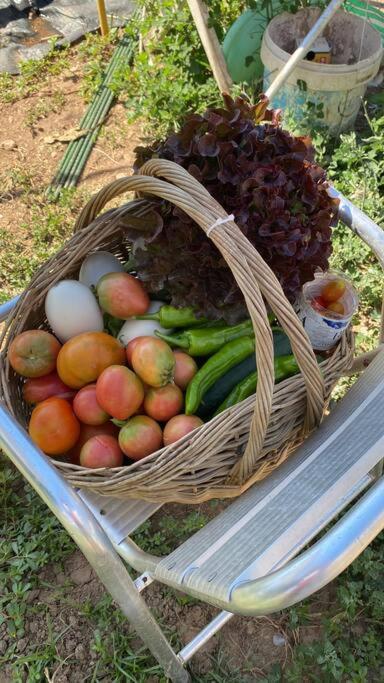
{"left": 0, "top": 58, "right": 329, "bottom": 682}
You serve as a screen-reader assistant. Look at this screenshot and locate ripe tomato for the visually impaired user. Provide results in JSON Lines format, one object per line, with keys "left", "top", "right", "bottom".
{"left": 80, "top": 435, "right": 123, "bottom": 468}
{"left": 327, "top": 301, "right": 345, "bottom": 315}
{"left": 29, "top": 397, "right": 80, "bottom": 455}
{"left": 97, "top": 272, "right": 150, "bottom": 318}
{"left": 173, "top": 351, "right": 197, "bottom": 390}
{"left": 144, "top": 384, "right": 183, "bottom": 422}
{"left": 163, "top": 414, "right": 203, "bottom": 446}
{"left": 23, "top": 371, "right": 75, "bottom": 404}
{"left": 57, "top": 331, "right": 126, "bottom": 389}
{"left": 96, "top": 365, "right": 144, "bottom": 420}
{"left": 131, "top": 337, "right": 175, "bottom": 387}
{"left": 321, "top": 279, "right": 346, "bottom": 304}
{"left": 311, "top": 296, "right": 327, "bottom": 312}
{"left": 118, "top": 415, "right": 163, "bottom": 460}
{"left": 8, "top": 330, "right": 61, "bottom": 378}
{"left": 73, "top": 384, "right": 109, "bottom": 425}
{"left": 68, "top": 421, "right": 119, "bottom": 463}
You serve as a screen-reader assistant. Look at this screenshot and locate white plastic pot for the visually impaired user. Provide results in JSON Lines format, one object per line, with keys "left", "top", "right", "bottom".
{"left": 261, "top": 9, "right": 383, "bottom": 133}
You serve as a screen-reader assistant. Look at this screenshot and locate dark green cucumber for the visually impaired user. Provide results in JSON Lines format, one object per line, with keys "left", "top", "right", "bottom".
{"left": 196, "top": 330, "right": 292, "bottom": 417}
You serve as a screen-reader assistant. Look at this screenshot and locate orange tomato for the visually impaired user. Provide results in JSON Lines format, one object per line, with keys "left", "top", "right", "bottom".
{"left": 57, "top": 331, "right": 126, "bottom": 389}
{"left": 321, "top": 279, "right": 346, "bottom": 304}
{"left": 327, "top": 301, "right": 345, "bottom": 315}
{"left": 8, "top": 330, "right": 61, "bottom": 378}
{"left": 29, "top": 397, "right": 80, "bottom": 455}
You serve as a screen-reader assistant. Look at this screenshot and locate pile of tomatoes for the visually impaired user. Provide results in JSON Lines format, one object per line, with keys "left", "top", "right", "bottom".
{"left": 9, "top": 326, "right": 202, "bottom": 468}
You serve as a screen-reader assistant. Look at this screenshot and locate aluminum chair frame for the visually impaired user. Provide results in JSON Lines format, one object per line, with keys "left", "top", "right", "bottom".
{"left": 1, "top": 187, "right": 383, "bottom": 682}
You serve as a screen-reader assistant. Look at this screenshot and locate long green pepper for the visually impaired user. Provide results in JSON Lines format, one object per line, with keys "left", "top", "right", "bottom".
{"left": 156, "top": 319, "right": 254, "bottom": 356}
{"left": 185, "top": 336, "right": 256, "bottom": 414}
{"left": 214, "top": 355, "right": 300, "bottom": 415}
{"left": 136, "top": 305, "right": 209, "bottom": 329}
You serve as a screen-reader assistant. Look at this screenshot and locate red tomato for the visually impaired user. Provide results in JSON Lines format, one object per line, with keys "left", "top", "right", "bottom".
{"left": 321, "top": 279, "right": 346, "bottom": 304}
{"left": 311, "top": 296, "right": 327, "bottom": 312}
{"left": 118, "top": 416, "right": 163, "bottom": 460}
{"left": 97, "top": 272, "right": 150, "bottom": 318}
{"left": 173, "top": 351, "right": 198, "bottom": 390}
{"left": 96, "top": 365, "right": 144, "bottom": 420}
{"left": 144, "top": 384, "right": 183, "bottom": 422}
{"left": 68, "top": 421, "right": 119, "bottom": 464}
{"left": 23, "top": 371, "right": 75, "bottom": 404}
{"left": 29, "top": 397, "right": 80, "bottom": 455}
{"left": 73, "top": 384, "right": 110, "bottom": 425}
{"left": 80, "top": 435, "right": 123, "bottom": 468}
{"left": 163, "top": 414, "right": 203, "bottom": 446}
{"left": 8, "top": 330, "right": 61, "bottom": 378}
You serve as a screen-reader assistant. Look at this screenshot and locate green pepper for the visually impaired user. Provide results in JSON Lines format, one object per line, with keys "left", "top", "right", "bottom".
{"left": 214, "top": 355, "right": 300, "bottom": 415}
{"left": 156, "top": 319, "right": 254, "bottom": 356}
{"left": 185, "top": 336, "right": 256, "bottom": 414}
{"left": 136, "top": 305, "right": 209, "bottom": 329}
{"left": 197, "top": 329, "right": 292, "bottom": 417}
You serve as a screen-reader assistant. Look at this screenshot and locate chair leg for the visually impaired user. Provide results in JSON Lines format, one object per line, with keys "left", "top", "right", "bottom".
{"left": 92, "top": 555, "right": 191, "bottom": 683}
{"left": 0, "top": 405, "right": 190, "bottom": 683}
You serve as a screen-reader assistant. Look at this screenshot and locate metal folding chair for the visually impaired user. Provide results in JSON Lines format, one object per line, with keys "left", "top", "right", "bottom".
{"left": 1, "top": 188, "right": 383, "bottom": 682}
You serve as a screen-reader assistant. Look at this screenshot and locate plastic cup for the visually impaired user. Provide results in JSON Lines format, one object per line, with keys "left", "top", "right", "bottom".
{"left": 294, "top": 271, "right": 358, "bottom": 351}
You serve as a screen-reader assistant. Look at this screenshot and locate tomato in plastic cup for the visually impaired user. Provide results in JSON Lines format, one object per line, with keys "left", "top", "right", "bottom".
{"left": 294, "top": 271, "right": 358, "bottom": 351}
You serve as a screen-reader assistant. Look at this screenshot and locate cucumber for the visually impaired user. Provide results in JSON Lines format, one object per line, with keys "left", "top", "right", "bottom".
{"left": 196, "top": 330, "right": 292, "bottom": 418}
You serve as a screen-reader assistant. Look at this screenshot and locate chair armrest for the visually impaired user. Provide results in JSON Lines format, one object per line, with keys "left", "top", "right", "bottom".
{"left": 229, "top": 476, "right": 384, "bottom": 616}
{"left": 328, "top": 187, "right": 384, "bottom": 268}
{"left": 0, "top": 295, "right": 20, "bottom": 323}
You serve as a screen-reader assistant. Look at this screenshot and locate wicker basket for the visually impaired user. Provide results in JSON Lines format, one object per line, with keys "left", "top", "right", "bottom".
{"left": 0, "top": 160, "right": 354, "bottom": 503}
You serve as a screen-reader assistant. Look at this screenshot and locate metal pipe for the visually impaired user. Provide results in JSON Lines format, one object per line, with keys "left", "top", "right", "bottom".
{"left": 328, "top": 186, "right": 384, "bottom": 268}
{"left": 265, "top": 0, "right": 344, "bottom": 102}
{"left": 0, "top": 295, "right": 20, "bottom": 323}
{"left": 229, "top": 476, "right": 384, "bottom": 615}
{"left": 178, "top": 611, "right": 233, "bottom": 663}
{"left": 0, "top": 403, "right": 190, "bottom": 683}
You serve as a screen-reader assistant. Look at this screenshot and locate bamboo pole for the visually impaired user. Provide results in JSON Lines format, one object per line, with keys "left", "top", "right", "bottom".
{"left": 186, "top": 0, "right": 232, "bottom": 93}
{"left": 97, "top": 0, "right": 109, "bottom": 37}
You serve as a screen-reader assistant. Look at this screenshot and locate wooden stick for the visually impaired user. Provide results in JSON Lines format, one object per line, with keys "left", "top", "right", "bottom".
{"left": 97, "top": 0, "right": 109, "bottom": 37}
{"left": 186, "top": 0, "right": 232, "bottom": 93}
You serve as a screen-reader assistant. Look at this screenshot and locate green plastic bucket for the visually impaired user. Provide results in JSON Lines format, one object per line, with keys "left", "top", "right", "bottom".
{"left": 222, "top": 8, "right": 271, "bottom": 84}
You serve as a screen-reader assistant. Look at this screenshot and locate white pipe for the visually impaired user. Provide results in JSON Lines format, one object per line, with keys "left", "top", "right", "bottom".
{"left": 265, "top": 0, "right": 344, "bottom": 101}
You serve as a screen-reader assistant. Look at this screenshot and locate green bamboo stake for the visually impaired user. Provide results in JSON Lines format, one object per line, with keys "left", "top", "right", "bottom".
{"left": 48, "top": 34, "right": 136, "bottom": 197}
{"left": 49, "top": 43, "right": 126, "bottom": 193}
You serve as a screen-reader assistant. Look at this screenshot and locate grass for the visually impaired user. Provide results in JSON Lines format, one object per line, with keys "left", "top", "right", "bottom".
{"left": 1, "top": 14, "right": 384, "bottom": 682}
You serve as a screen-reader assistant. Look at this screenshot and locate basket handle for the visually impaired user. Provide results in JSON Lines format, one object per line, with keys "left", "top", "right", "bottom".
{"left": 74, "top": 160, "right": 325, "bottom": 485}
